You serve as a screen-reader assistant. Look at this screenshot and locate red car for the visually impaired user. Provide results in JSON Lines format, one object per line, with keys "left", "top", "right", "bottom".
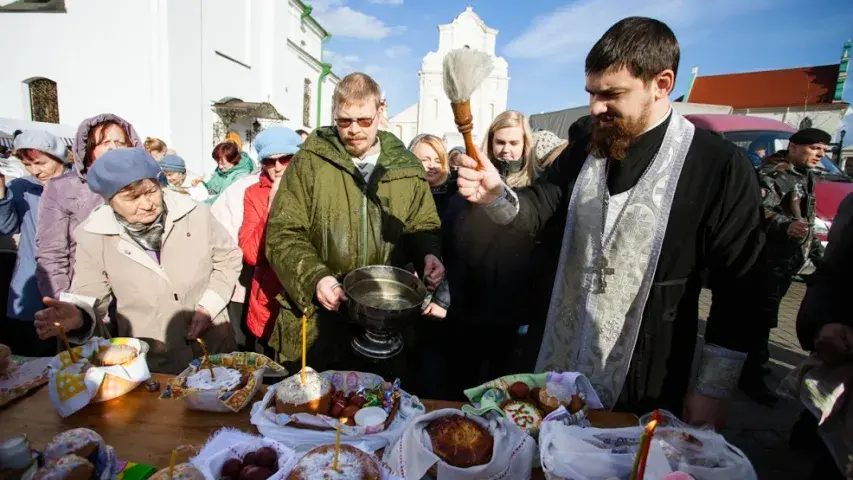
{"left": 685, "top": 114, "right": 852, "bottom": 260}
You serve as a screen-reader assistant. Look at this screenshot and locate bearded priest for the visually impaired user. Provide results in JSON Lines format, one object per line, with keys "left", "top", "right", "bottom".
{"left": 455, "top": 17, "right": 764, "bottom": 428}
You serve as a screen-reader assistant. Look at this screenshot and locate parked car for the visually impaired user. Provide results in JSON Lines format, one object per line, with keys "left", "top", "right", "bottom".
{"left": 685, "top": 114, "right": 853, "bottom": 272}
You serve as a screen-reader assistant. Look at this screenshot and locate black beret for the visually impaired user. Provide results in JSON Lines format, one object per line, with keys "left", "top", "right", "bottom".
{"left": 789, "top": 128, "right": 831, "bottom": 146}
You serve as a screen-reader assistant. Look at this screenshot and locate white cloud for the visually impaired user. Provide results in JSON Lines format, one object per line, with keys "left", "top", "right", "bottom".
{"left": 369, "top": 0, "right": 404, "bottom": 4}
{"left": 384, "top": 45, "right": 411, "bottom": 58}
{"left": 324, "top": 50, "right": 361, "bottom": 74}
{"left": 305, "top": 1, "right": 405, "bottom": 40}
{"left": 504, "top": 0, "right": 772, "bottom": 61}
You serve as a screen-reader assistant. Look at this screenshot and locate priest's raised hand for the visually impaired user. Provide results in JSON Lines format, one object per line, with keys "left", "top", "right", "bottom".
{"left": 455, "top": 149, "right": 503, "bottom": 205}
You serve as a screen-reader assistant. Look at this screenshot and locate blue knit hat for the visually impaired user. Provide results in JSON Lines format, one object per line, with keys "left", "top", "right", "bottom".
{"left": 88, "top": 148, "right": 161, "bottom": 200}
{"left": 159, "top": 154, "right": 186, "bottom": 173}
{"left": 253, "top": 126, "right": 302, "bottom": 160}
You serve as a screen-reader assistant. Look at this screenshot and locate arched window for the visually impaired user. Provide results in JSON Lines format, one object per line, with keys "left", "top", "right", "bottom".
{"left": 303, "top": 79, "right": 312, "bottom": 127}
{"left": 26, "top": 78, "right": 59, "bottom": 123}
{"left": 434, "top": 99, "right": 439, "bottom": 120}
{"left": 799, "top": 117, "right": 813, "bottom": 129}
{"left": 396, "top": 125, "right": 403, "bottom": 138}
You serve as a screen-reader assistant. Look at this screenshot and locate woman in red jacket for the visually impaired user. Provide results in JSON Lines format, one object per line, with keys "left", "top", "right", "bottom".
{"left": 238, "top": 126, "right": 303, "bottom": 352}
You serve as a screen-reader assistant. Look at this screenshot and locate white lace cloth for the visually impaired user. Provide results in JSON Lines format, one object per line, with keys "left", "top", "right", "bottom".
{"left": 383, "top": 409, "right": 536, "bottom": 480}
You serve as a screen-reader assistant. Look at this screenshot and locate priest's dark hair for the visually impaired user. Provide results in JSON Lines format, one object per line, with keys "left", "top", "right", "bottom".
{"left": 585, "top": 17, "right": 680, "bottom": 83}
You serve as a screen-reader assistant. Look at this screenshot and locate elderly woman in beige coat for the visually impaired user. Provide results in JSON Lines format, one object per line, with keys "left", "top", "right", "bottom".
{"left": 34, "top": 148, "right": 241, "bottom": 373}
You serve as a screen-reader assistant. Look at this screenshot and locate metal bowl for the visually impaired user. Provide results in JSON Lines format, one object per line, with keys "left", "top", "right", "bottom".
{"left": 342, "top": 265, "right": 429, "bottom": 331}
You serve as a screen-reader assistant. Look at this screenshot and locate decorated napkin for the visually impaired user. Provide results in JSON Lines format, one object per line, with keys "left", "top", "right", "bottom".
{"left": 462, "top": 371, "right": 603, "bottom": 417}
{"left": 383, "top": 408, "right": 536, "bottom": 480}
{"left": 160, "top": 352, "right": 286, "bottom": 412}
{"left": 0, "top": 355, "right": 51, "bottom": 407}
{"left": 47, "top": 337, "right": 150, "bottom": 418}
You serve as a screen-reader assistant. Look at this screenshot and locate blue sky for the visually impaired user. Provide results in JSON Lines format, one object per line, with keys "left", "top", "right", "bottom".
{"left": 307, "top": 0, "right": 853, "bottom": 137}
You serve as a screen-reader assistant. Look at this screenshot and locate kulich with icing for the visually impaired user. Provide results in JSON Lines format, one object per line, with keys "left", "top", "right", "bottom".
{"left": 502, "top": 401, "right": 543, "bottom": 433}
{"left": 94, "top": 344, "right": 138, "bottom": 366}
{"left": 274, "top": 367, "right": 333, "bottom": 415}
{"left": 426, "top": 414, "right": 493, "bottom": 469}
{"left": 44, "top": 428, "right": 101, "bottom": 464}
{"left": 286, "top": 444, "right": 380, "bottom": 480}
{"left": 34, "top": 454, "right": 95, "bottom": 480}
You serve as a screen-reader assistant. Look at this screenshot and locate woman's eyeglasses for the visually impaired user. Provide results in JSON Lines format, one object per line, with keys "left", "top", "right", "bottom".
{"left": 334, "top": 112, "right": 378, "bottom": 129}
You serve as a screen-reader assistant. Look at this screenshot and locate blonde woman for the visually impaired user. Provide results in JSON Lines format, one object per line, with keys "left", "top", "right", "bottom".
{"left": 408, "top": 134, "right": 456, "bottom": 218}
{"left": 482, "top": 110, "right": 536, "bottom": 188}
{"left": 143, "top": 137, "right": 168, "bottom": 160}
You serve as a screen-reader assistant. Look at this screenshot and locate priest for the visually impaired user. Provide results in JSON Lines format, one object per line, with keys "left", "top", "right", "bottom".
{"left": 455, "top": 17, "right": 764, "bottom": 428}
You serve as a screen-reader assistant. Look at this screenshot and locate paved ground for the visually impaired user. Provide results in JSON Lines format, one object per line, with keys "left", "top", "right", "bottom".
{"left": 698, "top": 281, "right": 814, "bottom": 480}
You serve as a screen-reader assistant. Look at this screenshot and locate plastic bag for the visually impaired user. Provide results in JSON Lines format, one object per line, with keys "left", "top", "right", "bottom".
{"left": 539, "top": 422, "right": 673, "bottom": 480}
{"left": 639, "top": 411, "right": 757, "bottom": 480}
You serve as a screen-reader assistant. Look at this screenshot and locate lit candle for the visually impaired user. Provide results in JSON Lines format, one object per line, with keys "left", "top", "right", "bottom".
{"left": 630, "top": 410, "right": 662, "bottom": 480}
{"left": 332, "top": 417, "right": 345, "bottom": 471}
{"left": 53, "top": 322, "right": 76, "bottom": 363}
{"left": 169, "top": 449, "right": 177, "bottom": 478}
{"left": 196, "top": 338, "right": 215, "bottom": 381}
{"left": 301, "top": 314, "right": 307, "bottom": 384}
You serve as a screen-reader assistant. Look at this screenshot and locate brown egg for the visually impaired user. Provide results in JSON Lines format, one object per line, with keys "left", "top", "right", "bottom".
{"left": 253, "top": 447, "right": 277, "bottom": 469}
{"left": 329, "top": 399, "right": 346, "bottom": 418}
{"left": 568, "top": 394, "right": 585, "bottom": 414}
{"left": 509, "top": 381, "right": 530, "bottom": 400}
{"left": 350, "top": 395, "right": 367, "bottom": 408}
{"left": 242, "top": 451, "right": 257, "bottom": 467}
{"left": 221, "top": 458, "right": 243, "bottom": 479}
{"left": 341, "top": 405, "right": 360, "bottom": 422}
{"left": 245, "top": 467, "right": 273, "bottom": 480}
{"left": 238, "top": 465, "right": 255, "bottom": 480}
{"left": 530, "top": 387, "right": 542, "bottom": 401}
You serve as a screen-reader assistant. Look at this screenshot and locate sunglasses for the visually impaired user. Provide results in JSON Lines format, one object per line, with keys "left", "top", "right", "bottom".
{"left": 262, "top": 155, "right": 293, "bottom": 166}
{"left": 334, "top": 112, "right": 378, "bottom": 129}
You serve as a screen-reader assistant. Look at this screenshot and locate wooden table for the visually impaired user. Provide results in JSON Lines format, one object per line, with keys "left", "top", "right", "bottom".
{"left": 1, "top": 374, "right": 638, "bottom": 477}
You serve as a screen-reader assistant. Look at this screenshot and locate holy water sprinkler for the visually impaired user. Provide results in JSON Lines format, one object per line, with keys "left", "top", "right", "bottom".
{"left": 442, "top": 48, "right": 493, "bottom": 170}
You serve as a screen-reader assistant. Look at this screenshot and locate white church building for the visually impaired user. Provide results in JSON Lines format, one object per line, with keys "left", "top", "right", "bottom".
{"left": 0, "top": 0, "right": 339, "bottom": 174}
{"left": 388, "top": 7, "right": 509, "bottom": 148}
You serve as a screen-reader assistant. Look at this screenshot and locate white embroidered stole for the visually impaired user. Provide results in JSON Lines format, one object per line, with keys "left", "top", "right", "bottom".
{"left": 535, "top": 112, "right": 695, "bottom": 408}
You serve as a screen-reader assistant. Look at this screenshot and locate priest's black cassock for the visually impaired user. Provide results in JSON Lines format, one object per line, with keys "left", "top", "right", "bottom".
{"left": 485, "top": 109, "right": 764, "bottom": 415}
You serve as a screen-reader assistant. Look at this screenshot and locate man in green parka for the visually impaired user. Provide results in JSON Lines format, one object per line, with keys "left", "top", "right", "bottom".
{"left": 265, "top": 72, "right": 445, "bottom": 372}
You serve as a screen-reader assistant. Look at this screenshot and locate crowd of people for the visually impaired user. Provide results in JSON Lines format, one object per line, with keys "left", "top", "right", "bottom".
{"left": 0, "top": 15, "right": 850, "bottom": 479}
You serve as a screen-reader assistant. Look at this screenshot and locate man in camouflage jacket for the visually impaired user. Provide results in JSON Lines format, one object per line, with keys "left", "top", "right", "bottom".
{"left": 265, "top": 73, "right": 444, "bottom": 373}
{"left": 742, "top": 128, "right": 831, "bottom": 406}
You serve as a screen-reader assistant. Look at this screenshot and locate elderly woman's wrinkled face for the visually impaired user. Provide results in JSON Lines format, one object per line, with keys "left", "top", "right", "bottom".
{"left": 109, "top": 179, "right": 163, "bottom": 224}
{"left": 91, "top": 124, "right": 130, "bottom": 164}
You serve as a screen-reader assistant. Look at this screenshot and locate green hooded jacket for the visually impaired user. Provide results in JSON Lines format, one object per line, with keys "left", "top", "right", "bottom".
{"left": 203, "top": 152, "right": 254, "bottom": 204}
{"left": 265, "top": 128, "right": 442, "bottom": 365}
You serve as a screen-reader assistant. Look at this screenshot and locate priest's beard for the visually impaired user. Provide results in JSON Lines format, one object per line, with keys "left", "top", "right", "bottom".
{"left": 590, "top": 100, "right": 652, "bottom": 160}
